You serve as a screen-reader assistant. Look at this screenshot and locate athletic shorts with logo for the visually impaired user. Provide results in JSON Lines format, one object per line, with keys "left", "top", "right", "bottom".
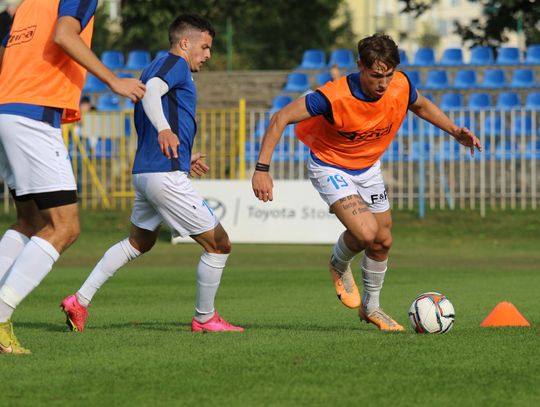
{"left": 131, "top": 171, "right": 219, "bottom": 238}
{"left": 307, "top": 155, "right": 390, "bottom": 213}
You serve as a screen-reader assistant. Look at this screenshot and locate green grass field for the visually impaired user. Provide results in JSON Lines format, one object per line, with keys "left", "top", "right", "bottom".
{"left": 0, "top": 209, "right": 539, "bottom": 406}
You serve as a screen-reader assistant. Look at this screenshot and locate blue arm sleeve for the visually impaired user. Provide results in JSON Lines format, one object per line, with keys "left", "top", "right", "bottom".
{"left": 59, "top": 0, "right": 98, "bottom": 30}
{"left": 305, "top": 90, "right": 332, "bottom": 117}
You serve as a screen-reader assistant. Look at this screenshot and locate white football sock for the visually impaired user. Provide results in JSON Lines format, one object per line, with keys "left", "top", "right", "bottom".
{"left": 331, "top": 232, "right": 357, "bottom": 272}
{"left": 0, "top": 236, "right": 59, "bottom": 322}
{"left": 194, "top": 252, "right": 229, "bottom": 323}
{"left": 0, "top": 230, "right": 30, "bottom": 283}
{"left": 77, "top": 238, "right": 141, "bottom": 307}
{"left": 361, "top": 255, "right": 387, "bottom": 314}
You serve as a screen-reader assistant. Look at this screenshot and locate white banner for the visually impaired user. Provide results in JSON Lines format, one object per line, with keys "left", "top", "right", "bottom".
{"left": 173, "top": 180, "right": 344, "bottom": 244}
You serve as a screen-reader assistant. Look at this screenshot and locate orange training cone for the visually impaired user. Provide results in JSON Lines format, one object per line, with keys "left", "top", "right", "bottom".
{"left": 480, "top": 301, "right": 530, "bottom": 327}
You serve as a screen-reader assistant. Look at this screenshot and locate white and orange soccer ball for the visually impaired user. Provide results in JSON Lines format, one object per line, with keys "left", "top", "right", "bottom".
{"left": 408, "top": 292, "right": 455, "bottom": 334}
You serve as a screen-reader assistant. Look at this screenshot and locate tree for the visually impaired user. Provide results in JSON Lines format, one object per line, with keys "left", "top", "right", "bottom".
{"left": 100, "top": 0, "right": 350, "bottom": 70}
{"left": 398, "top": 0, "right": 540, "bottom": 47}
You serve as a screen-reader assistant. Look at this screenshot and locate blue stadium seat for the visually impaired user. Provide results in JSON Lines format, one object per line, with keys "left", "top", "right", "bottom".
{"left": 101, "top": 50, "right": 124, "bottom": 70}
{"left": 125, "top": 50, "right": 151, "bottom": 70}
{"left": 413, "top": 47, "right": 435, "bottom": 66}
{"left": 513, "top": 115, "right": 533, "bottom": 136}
{"left": 483, "top": 116, "right": 504, "bottom": 137}
{"left": 469, "top": 46, "right": 494, "bottom": 65}
{"left": 245, "top": 141, "right": 260, "bottom": 161}
{"left": 525, "top": 140, "right": 540, "bottom": 160}
{"left": 440, "top": 92, "right": 464, "bottom": 110}
{"left": 155, "top": 49, "right": 169, "bottom": 60}
{"left": 398, "top": 115, "right": 418, "bottom": 137}
{"left": 298, "top": 49, "right": 326, "bottom": 69}
{"left": 510, "top": 68, "right": 536, "bottom": 88}
{"left": 282, "top": 72, "right": 310, "bottom": 93}
{"left": 525, "top": 44, "right": 540, "bottom": 64}
{"left": 294, "top": 142, "right": 310, "bottom": 162}
{"left": 525, "top": 91, "right": 540, "bottom": 110}
{"left": 315, "top": 71, "right": 332, "bottom": 86}
{"left": 96, "top": 94, "right": 121, "bottom": 111}
{"left": 408, "top": 141, "right": 431, "bottom": 161}
{"left": 467, "top": 92, "right": 492, "bottom": 110}
{"left": 271, "top": 95, "right": 293, "bottom": 110}
{"left": 496, "top": 91, "right": 521, "bottom": 110}
{"left": 92, "top": 138, "right": 114, "bottom": 159}
{"left": 381, "top": 141, "right": 401, "bottom": 162}
{"left": 495, "top": 141, "right": 520, "bottom": 160}
{"left": 398, "top": 49, "right": 409, "bottom": 66}
{"left": 424, "top": 70, "right": 449, "bottom": 89}
{"left": 83, "top": 74, "right": 107, "bottom": 93}
{"left": 434, "top": 140, "right": 461, "bottom": 162}
{"left": 440, "top": 48, "right": 464, "bottom": 65}
{"left": 453, "top": 69, "right": 477, "bottom": 89}
{"left": 253, "top": 118, "right": 269, "bottom": 138}
{"left": 327, "top": 49, "right": 356, "bottom": 68}
{"left": 116, "top": 72, "right": 134, "bottom": 79}
{"left": 481, "top": 69, "right": 506, "bottom": 88}
{"left": 496, "top": 47, "right": 521, "bottom": 65}
{"left": 404, "top": 70, "right": 421, "bottom": 87}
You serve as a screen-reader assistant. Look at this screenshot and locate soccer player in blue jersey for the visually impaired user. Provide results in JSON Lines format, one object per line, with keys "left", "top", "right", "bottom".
{"left": 61, "top": 14, "right": 244, "bottom": 333}
{"left": 0, "top": 0, "right": 145, "bottom": 354}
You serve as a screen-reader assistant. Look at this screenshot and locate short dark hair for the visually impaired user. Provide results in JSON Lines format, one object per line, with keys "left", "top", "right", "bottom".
{"left": 168, "top": 14, "right": 215, "bottom": 46}
{"left": 357, "top": 33, "right": 400, "bottom": 69}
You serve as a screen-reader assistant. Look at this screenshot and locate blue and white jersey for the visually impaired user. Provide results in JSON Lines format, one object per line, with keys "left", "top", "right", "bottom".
{"left": 0, "top": 0, "right": 98, "bottom": 128}
{"left": 132, "top": 53, "right": 197, "bottom": 174}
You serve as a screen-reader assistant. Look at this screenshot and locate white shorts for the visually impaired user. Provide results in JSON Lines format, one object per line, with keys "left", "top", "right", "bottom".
{"left": 0, "top": 114, "right": 76, "bottom": 195}
{"left": 131, "top": 171, "right": 219, "bottom": 238}
{"left": 307, "top": 155, "right": 390, "bottom": 213}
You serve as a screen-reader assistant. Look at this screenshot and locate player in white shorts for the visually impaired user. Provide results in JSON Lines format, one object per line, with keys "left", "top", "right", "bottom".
{"left": 61, "top": 14, "right": 244, "bottom": 333}
{"left": 0, "top": 0, "right": 145, "bottom": 355}
{"left": 252, "top": 33, "right": 481, "bottom": 331}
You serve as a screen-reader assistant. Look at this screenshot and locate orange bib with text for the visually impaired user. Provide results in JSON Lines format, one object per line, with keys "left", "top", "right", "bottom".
{"left": 296, "top": 72, "right": 411, "bottom": 169}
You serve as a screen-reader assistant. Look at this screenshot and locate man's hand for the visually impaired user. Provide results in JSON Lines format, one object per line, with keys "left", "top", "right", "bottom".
{"left": 190, "top": 152, "right": 209, "bottom": 177}
{"left": 252, "top": 171, "right": 274, "bottom": 202}
{"left": 109, "top": 77, "right": 146, "bottom": 102}
{"left": 157, "top": 129, "right": 179, "bottom": 159}
{"left": 452, "top": 127, "right": 482, "bottom": 157}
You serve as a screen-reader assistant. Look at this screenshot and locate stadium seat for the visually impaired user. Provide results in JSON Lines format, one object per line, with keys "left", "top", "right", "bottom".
{"left": 398, "top": 115, "right": 418, "bottom": 137}
{"left": 495, "top": 140, "right": 520, "bottom": 160}
{"left": 423, "top": 70, "right": 449, "bottom": 89}
{"left": 83, "top": 74, "right": 107, "bottom": 93}
{"left": 245, "top": 141, "right": 260, "bottom": 161}
{"left": 96, "top": 93, "right": 121, "bottom": 111}
{"left": 525, "top": 140, "right": 540, "bottom": 160}
{"left": 92, "top": 138, "right": 114, "bottom": 159}
{"left": 496, "top": 91, "right": 521, "bottom": 110}
{"left": 413, "top": 47, "right": 435, "bottom": 66}
{"left": 315, "top": 71, "right": 332, "bottom": 86}
{"left": 525, "top": 91, "right": 540, "bottom": 110}
{"left": 298, "top": 49, "right": 326, "bottom": 69}
{"left": 125, "top": 50, "right": 151, "bottom": 70}
{"left": 513, "top": 115, "right": 533, "bottom": 136}
{"left": 525, "top": 44, "right": 540, "bottom": 64}
{"left": 116, "top": 72, "right": 134, "bottom": 78}
{"left": 440, "top": 92, "right": 464, "bottom": 110}
{"left": 101, "top": 50, "right": 124, "bottom": 70}
{"left": 404, "top": 70, "right": 421, "bottom": 87}
{"left": 453, "top": 69, "right": 477, "bottom": 89}
{"left": 434, "top": 140, "right": 461, "bottom": 162}
{"left": 440, "top": 48, "right": 464, "bottom": 66}
{"left": 271, "top": 95, "right": 293, "bottom": 110}
{"left": 408, "top": 141, "right": 431, "bottom": 161}
{"left": 496, "top": 47, "right": 521, "bottom": 65}
{"left": 481, "top": 69, "right": 506, "bottom": 88}
{"left": 155, "top": 49, "right": 169, "bottom": 60}
{"left": 327, "top": 49, "right": 356, "bottom": 68}
{"left": 467, "top": 92, "right": 492, "bottom": 110}
{"left": 398, "top": 49, "right": 409, "bottom": 66}
{"left": 483, "top": 116, "right": 504, "bottom": 137}
{"left": 469, "top": 46, "right": 494, "bottom": 65}
{"left": 381, "top": 141, "right": 401, "bottom": 162}
{"left": 282, "top": 72, "right": 310, "bottom": 93}
{"left": 294, "top": 142, "right": 310, "bottom": 162}
{"left": 510, "top": 68, "right": 536, "bottom": 88}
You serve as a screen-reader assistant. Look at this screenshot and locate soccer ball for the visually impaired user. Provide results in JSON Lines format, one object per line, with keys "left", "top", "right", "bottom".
{"left": 408, "top": 292, "right": 455, "bottom": 334}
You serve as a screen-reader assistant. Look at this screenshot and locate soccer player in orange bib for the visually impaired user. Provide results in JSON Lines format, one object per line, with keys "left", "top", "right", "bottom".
{"left": 0, "top": 0, "right": 145, "bottom": 354}
{"left": 252, "top": 34, "right": 481, "bottom": 331}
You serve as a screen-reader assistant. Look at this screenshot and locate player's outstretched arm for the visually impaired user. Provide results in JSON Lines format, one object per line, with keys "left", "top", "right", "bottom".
{"left": 252, "top": 97, "right": 311, "bottom": 202}
{"left": 409, "top": 92, "right": 482, "bottom": 157}
{"left": 54, "top": 16, "right": 145, "bottom": 102}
